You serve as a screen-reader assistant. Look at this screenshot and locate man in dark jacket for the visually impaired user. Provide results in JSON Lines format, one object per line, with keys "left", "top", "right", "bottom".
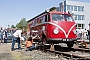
{"left": 87, "top": 23, "right": 90, "bottom": 41}
{"left": 3, "top": 29, "right": 7, "bottom": 43}
{"left": 87, "top": 23, "right": 90, "bottom": 50}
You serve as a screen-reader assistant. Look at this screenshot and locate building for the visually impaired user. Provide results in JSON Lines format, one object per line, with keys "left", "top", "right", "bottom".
{"left": 28, "top": 0, "right": 90, "bottom": 29}
{"left": 59, "top": 0, "right": 90, "bottom": 29}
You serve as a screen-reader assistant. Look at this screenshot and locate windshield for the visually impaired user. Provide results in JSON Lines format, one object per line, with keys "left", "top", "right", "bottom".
{"left": 52, "top": 14, "right": 74, "bottom": 22}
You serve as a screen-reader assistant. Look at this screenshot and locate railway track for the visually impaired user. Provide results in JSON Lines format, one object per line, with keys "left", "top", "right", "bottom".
{"left": 45, "top": 49, "right": 90, "bottom": 60}
{"left": 37, "top": 44, "right": 90, "bottom": 60}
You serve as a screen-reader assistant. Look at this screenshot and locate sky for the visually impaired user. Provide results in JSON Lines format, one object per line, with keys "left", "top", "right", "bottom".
{"left": 0, "top": 0, "right": 90, "bottom": 28}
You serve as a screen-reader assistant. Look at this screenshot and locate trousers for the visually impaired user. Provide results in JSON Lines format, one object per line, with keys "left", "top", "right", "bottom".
{"left": 11, "top": 36, "right": 21, "bottom": 49}
{"left": 27, "top": 45, "right": 36, "bottom": 51}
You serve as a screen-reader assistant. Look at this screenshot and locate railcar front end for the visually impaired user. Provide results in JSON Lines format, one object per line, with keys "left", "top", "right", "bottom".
{"left": 45, "top": 12, "right": 77, "bottom": 48}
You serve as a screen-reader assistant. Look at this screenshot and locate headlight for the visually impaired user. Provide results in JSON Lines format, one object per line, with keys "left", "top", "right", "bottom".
{"left": 53, "top": 28, "right": 59, "bottom": 34}
{"left": 73, "top": 30, "right": 77, "bottom": 34}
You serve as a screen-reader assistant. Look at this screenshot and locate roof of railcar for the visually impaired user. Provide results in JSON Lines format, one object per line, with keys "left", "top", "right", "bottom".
{"left": 27, "top": 7, "right": 71, "bottom": 22}
{"left": 27, "top": 7, "right": 57, "bottom": 22}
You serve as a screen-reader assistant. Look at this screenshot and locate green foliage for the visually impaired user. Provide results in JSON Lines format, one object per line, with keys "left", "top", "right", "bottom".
{"left": 11, "top": 25, "right": 15, "bottom": 28}
{"left": 16, "top": 18, "right": 28, "bottom": 31}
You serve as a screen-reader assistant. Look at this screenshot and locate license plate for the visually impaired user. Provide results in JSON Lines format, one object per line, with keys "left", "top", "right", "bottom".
{"left": 63, "top": 39, "right": 69, "bottom": 41}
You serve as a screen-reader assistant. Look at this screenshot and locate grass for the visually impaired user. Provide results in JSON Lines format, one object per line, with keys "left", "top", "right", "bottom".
{"left": 11, "top": 51, "right": 31, "bottom": 60}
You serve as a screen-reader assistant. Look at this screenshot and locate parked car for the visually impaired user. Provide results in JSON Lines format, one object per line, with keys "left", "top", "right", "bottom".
{"left": 7, "top": 32, "right": 13, "bottom": 43}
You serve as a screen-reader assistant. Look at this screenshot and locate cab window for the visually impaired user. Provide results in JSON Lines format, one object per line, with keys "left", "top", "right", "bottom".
{"left": 52, "top": 14, "right": 74, "bottom": 22}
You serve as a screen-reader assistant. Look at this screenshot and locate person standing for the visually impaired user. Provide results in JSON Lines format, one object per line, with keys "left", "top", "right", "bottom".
{"left": 0, "top": 27, "right": 4, "bottom": 43}
{"left": 77, "top": 28, "right": 82, "bottom": 39}
{"left": 83, "top": 29, "right": 88, "bottom": 39}
{"left": 87, "top": 23, "right": 90, "bottom": 41}
{"left": 87, "top": 23, "right": 90, "bottom": 49}
{"left": 12, "top": 27, "right": 17, "bottom": 34}
{"left": 11, "top": 29, "right": 24, "bottom": 51}
{"left": 3, "top": 29, "right": 8, "bottom": 43}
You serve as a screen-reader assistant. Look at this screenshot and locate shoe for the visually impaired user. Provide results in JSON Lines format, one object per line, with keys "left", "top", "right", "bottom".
{"left": 11, "top": 49, "right": 15, "bottom": 51}
{"left": 25, "top": 50, "right": 28, "bottom": 51}
{"left": 18, "top": 48, "right": 22, "bottom": 50}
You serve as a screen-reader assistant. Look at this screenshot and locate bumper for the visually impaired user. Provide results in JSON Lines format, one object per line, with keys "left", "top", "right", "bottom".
{"left": 47, "top": 38, "right": 77, "bottom": 42}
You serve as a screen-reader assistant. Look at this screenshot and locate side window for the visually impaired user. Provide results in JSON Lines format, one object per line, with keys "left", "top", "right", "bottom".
{"left": 74, "top": 6, "right": 77, "bottom": 11}
{"left": 33, "top": 19, "right": 36, "bottom": 26}
{"left": 67, "top": 5, "right": 70, "bottom": 11}
{"left": 36, "top": 18, "right": 41, "bottom": 24}
{"left": 74, "top": 15, "right": 77, "bottom": 20}
{"left": 41, "top": 16, "right": 45, "bottom": 23}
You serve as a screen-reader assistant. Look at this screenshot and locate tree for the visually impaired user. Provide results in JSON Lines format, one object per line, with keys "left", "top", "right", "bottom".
{"left": 11, "top": 25, "right": 15, "bottom": 28}
{"left": 16, "top": 18, "right": 28, "bottom": 31}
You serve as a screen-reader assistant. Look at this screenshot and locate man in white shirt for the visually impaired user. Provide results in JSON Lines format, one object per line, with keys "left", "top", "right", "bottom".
{"left": 76, "top": 28, "right": 82, "bottom": 39}
{"left": 83, "top": 29, "right": 87, "bottom": 39}
{"left": 11, "top": 29, "right": 24, "bottom": 51}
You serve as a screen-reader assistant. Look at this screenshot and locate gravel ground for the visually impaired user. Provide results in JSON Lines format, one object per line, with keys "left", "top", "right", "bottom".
{"left": 0, "top": 43, "right": 67, "bottom": 60}
{"left": 0, "top": 42, "right": 90, "bottom": 60}
{"left": 0, "top": 43, "right": 12, "bottom": 60}
{"left": 0, "top": 43, "right": 31, "bottom": 60}
{"left": 24, "top": 50, "right": 68, "bottom": 60}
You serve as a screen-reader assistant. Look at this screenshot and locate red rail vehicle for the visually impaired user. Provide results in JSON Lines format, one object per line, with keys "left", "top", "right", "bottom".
{"left": 27, "top": 10, "right": 77, "bottom": 48}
